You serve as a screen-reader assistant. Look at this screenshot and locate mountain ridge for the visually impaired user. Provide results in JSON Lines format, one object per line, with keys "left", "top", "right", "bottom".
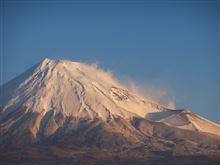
{"left": 0, "top": 58, "right": 220, "bottom": 164}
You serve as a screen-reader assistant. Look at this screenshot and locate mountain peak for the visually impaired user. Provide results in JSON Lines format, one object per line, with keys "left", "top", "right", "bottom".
{"left": 0, "top": 58, "right": 166, "bottom": 122}
{"left": 0, "top": 58, "right": 219, "bottom": 140}
{"left": 42, "top": 57, "right": 51, "bottom": 62}
{"left": 40, "top": 57, "right": 56, "bottom": 66}
{"left": 40, "top": 58, "right": 77, "bottom": 67}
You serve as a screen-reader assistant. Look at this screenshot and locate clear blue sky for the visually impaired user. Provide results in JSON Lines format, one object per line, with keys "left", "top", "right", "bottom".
{"left": 0, "top": 0, "right": 219, "bottom": 123}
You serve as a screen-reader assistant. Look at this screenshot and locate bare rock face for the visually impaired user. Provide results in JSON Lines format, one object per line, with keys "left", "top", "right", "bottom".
{"left": 0, "top": 58, "right": 220, "bottom": 164}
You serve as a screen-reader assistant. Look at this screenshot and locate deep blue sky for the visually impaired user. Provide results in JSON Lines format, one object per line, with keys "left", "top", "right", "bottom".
{"left": 0, "top": 0, "right": 219, "bottom": 123}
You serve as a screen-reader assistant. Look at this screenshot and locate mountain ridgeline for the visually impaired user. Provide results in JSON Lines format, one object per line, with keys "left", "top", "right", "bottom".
{"left": 0, "top": 58, "right": 220, "bottom": 165}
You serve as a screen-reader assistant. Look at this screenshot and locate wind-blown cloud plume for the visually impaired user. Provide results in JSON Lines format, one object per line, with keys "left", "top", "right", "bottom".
{"left": 85, "top": 61, "right": 176, "bottom": 109}
{"left": 122, "top": 80, "right": 176, "bottom": 109}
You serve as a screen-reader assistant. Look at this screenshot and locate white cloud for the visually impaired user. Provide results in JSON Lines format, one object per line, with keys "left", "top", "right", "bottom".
{"left": 124, "top": 80, "right": 176, "bottom": 109}
{"left": 84, "top": 61, "right": 176, "bottom": 109}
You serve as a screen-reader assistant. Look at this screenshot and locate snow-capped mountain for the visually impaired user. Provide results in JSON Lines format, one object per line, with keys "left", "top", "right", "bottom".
{"left": 0, "top": 58, "right": 220, "bottom": 164}
{"left": 1, "top": 58, "right": 219, "bottom": 135}
{"left": 0, "top": 58, "right": 165, "bottom": 121}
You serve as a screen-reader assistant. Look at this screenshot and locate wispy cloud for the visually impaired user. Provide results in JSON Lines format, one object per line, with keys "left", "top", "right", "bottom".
{"left": 84, "top": 61, "right": 176, "bottom": 109}
{"left": 124, "top": 80, "right": 176, "bottom": 109}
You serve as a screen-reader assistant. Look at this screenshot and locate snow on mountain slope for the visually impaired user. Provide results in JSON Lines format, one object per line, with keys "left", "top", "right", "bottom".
{"left": 146, "top": 109, "right": 220, "bottom": 136}
{"left": 0, "top": 58, "right": 219, "bottom": 138}
{"left": 0, "top": 58, "right": 165, "bottom": 122}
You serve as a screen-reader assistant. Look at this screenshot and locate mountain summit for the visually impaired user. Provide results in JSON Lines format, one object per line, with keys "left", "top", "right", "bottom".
{"left": 0, "top": 58, "right": 220, "bottom": 164}
{"left": 0, "top": 58, "right": 166, "bottom": 121}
